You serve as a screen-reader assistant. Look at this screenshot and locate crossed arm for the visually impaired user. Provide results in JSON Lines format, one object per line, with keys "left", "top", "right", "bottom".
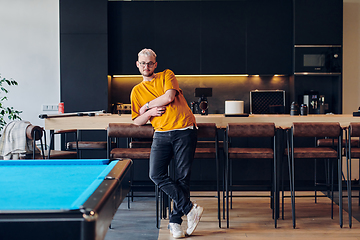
{"left": 133, "top": 89, "right": 177, "bottom": 126}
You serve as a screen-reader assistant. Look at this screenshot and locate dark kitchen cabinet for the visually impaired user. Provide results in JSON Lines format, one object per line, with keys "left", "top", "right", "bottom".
{"left": 247, "top": 0, "right": 293, "bottom": 75}
{"left": 294, "top": 0, "right": 343, "bottom": 45}
{"left": 108, "top": 2, "right": 156, "bottom": 75}
{"left": 154, "top": 1, "right": 201, "bottom": 74}
{"left": 108, "top": 0, "right": 342, "bottom": 75}
{"left": 200, "top": 1, "right": 247, "bottom": 74}
{"left": 60, "top": 0, "right": 108, "bottom": 113}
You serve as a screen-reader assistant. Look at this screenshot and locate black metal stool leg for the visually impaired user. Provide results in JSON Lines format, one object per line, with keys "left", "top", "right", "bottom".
{"left": 156, "top": 185, "right": 160, "bottom": 229}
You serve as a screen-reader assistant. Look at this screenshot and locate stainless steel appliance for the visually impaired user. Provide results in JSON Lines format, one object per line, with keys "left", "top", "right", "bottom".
{"left": 295, "top": 45, "right": 341, "bottom": 74}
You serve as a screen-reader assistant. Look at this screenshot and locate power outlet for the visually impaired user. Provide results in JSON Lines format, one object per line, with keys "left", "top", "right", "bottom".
{"left": 42, "top": 104, "right": 58, "bottom": 111}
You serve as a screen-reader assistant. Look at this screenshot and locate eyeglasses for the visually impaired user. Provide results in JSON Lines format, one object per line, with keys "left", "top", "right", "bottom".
{"left": 139, "top": 61, "right": 156, "bottom": 68}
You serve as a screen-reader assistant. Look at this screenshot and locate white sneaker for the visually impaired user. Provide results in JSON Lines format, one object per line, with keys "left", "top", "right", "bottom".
{"left": 186, "top": 203, "right": 204, "bottom": 236}
{"left": 169, "top": 223, "right": 185, "bottom": 239}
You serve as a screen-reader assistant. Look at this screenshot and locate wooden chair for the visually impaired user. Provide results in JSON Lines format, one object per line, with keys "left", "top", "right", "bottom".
{"left": 286, "top": 122, "right": 345, "bottom": 228}
{"left": 225, "top": 122, "right": 277, "bottom": 228}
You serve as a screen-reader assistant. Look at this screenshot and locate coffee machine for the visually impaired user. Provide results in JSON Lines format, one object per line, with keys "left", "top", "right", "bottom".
{"left": 194, "top": 88, "right": 212, "bottom": 115}
{"left": 303, "top": 91, "right": 326, "bottom": 114}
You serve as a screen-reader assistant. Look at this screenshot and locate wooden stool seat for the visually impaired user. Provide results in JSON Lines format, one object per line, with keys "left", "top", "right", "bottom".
{"left": 194, "top": 147, "right": 216, "bottom": 159}
{"left": 228, "top": 148, "right": 273, "bottom": 159}
{"left": 317, "top": 138, "right": 359, "bottom": 147}
{"left": 129, "top": 141, "right": 152, "bottom": 148}
{"left": 350, "top": 148, "right": 360, "bottom": 158}
{"left": 292, "top": 147, "right": 338, "bottom": 159}
{"left": 110, "top": 148, "right": 151, "bottom": 159}
{"left": 67, "top": 141, "right": 116, "bottom": 150}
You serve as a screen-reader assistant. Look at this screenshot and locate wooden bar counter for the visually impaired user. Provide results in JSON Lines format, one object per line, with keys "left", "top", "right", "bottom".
{"left": 43, "top": 113, "right": 360, "bottom": 130}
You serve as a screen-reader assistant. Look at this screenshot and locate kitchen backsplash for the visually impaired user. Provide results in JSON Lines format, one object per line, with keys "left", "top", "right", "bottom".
{"left": 110, "top": 75, "right": 290, "bottom": 114}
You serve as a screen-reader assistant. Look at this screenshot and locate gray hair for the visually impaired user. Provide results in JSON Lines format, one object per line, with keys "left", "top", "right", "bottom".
{"left": 138, "top": 48, "right": 157, "bottom": 58}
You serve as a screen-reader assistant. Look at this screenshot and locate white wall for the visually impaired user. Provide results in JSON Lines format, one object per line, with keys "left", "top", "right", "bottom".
{"left": 343, "top": 0, "right": 360, "bottom": 114}
{"left": 0, "top": 0, "right": 59, "bottom": 132}
{"left": 343, "top": 0, "right": 360, "bottom": 179}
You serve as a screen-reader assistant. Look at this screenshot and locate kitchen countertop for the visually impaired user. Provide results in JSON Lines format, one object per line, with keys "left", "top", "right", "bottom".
{"left": 43, "top": 113, "right": 360, "bottom": 130}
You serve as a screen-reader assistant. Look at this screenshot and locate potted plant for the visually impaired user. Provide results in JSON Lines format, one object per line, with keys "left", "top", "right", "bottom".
{"left": 0, "top": 74, "right": 22, "bottom": 132}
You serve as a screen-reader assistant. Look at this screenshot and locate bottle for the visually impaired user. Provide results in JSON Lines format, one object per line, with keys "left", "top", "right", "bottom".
{"left": 190, "top": 101, "right": 198, "bottom": 114}
{"left": 290, "top": 102, "right": 299, "bottom": 116}
{"left": 300, "top": 104, "right": 308, "bottom": 116}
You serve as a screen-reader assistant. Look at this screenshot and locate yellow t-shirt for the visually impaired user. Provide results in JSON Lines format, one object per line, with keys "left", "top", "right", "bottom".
{"left": 131, "top": 69, "right": 196, "bottom": 131}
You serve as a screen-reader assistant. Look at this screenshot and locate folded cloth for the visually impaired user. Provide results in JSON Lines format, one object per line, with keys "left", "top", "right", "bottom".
{"left": 0, "top": 120, "right": 37, "bottom": 160}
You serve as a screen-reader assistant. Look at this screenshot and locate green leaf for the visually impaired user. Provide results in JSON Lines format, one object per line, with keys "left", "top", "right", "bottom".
{"left": 1, "top": 87, "right": 8, "bottom": 93}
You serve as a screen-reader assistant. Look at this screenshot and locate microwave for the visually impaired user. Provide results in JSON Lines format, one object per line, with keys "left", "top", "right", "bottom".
{"left": 294, "top": 45, "right": 342, "bottom": 74}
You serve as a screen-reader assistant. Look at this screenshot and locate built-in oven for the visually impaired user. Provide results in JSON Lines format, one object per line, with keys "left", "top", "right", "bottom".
{"left": 294, "top": 45, "right": 342, "bottom": 74}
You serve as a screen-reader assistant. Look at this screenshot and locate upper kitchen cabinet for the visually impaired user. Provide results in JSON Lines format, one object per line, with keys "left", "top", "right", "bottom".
{"left": 153, "top": 1, "right": 201, "bottom": 74}
{"left": 108, "top": 1, "right": 156, "bottom": 75}
{"left": 294, "top": 0, "right": 343, "bottom": 45}
{"left": 200, "top": 1, "right": 247, "bottom": 74}
{"left": 60, "top": 0, "right": 108, "bottom": 113}
{"left": 247, "top": 0, "right": 293, "bottom": 75}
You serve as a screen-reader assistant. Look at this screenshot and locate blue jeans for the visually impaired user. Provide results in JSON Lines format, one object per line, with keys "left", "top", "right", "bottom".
{"left": 149, "top": 128, "right": 197, "bottom": 224}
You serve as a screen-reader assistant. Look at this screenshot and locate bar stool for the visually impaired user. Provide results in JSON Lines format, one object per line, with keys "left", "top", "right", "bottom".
{"left": 107, "top": 123, "right": 154, "bottom": 203}
{"left": 315, "top": 129, "right": 358, "bottom": 203}
{"left": 23, "top": 125, "right": 77, "bottom": 159}
{"left": 47, "top": 129, "right": 79, "bottom": 159}
{"left": 152, "top": 123, "right": 222, "bottom": 228}
{"left": 346, "top": 122, "right": 360, "bottom": 228}
{"left": 225, "top": 122, "right": 277, "bottom": 228}
{"left": 192, "top": 123, "right": 221, "bottom": 228}
{"left": 24, "top": 124, "right": 46, "bottom": 159}
{"left": 66, "top": 130, "right": 114, "bottom": 158}
{"left": 286, "top": 122, "right": 344, "bottom": 228}
{"left": 107, "top": 123, "right": 162, "bottom": 225}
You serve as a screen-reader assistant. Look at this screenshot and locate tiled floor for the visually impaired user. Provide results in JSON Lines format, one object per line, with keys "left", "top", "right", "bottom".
{"left": 104, "top": 195, "right": 159, "bottom": 240}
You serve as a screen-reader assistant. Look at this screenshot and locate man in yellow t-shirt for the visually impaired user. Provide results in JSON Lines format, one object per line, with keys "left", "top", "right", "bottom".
{"left": 131, "top": 49, "right": 203, "bottom": 238}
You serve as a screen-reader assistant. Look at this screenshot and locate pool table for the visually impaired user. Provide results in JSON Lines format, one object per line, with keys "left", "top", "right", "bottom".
{"left": 0, "top": 159, "right": 132, "bottom": 240}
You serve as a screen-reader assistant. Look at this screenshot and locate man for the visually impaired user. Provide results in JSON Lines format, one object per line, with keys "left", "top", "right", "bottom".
{"left": 130, "top": 48, "right": 203, "bottom": 238}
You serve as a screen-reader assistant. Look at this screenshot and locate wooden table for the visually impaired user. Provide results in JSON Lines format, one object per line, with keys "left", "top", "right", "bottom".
{"left": 43, "top": 113, "right": 360, "bottom": 130}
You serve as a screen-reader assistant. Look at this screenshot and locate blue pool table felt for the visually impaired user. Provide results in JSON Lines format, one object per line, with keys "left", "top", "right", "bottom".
{"left": 0, "top": 159, "right": 118, "bottom": 211}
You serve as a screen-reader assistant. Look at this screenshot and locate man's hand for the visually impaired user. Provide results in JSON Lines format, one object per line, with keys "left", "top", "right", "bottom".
{"left": 147, "top": 106, "right": 166, "bottom": 117}
{"left": 139, "top": 103, "right": 148, "bottom": 115}
{"left": 133, "top": 106, "right": 166, "bottom": 126}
